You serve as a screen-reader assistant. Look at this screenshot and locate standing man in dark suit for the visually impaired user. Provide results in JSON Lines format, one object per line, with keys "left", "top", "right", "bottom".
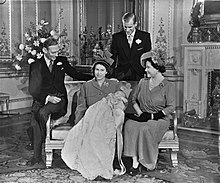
{"left": 110, "top": 12, "right": 152, "bottom": 169}
{"left": 27, "top": 37, "right": 92, "bottom": 166}
{"left": 110, "top": 12, "right": 152, "bottom": 81}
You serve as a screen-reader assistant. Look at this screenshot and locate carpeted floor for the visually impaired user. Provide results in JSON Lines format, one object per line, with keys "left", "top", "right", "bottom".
{"left": 0, "top": 114, "right": 220, "bottom": 183}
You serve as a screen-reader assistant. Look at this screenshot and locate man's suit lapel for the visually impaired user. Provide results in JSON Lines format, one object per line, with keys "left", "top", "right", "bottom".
{"left": 130, "top": 30, "right": 139, "bottom": 56}
{"left": 40, "top": 56, "right": 54, "bottom": 74}
{"left": 120, "top": 32, "right": 130, "bottom": 58}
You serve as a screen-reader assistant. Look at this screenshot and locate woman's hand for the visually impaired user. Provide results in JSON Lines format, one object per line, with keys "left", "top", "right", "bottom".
{"left": 138, "top": 112, "right": 151, "bottom": 121}
{"left": 125, "top": 112, "right": 151, "bottom": 122}
{"left": 153, "top": 111, "right": 165, "bottom": 120}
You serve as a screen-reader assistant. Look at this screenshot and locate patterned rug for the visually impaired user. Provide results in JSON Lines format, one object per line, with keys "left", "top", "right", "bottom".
{"left": 0, "top": 114, "right": 220, "bottom": 183}
{"left": 0, "top": 168, "right": 168, "bottom": 183}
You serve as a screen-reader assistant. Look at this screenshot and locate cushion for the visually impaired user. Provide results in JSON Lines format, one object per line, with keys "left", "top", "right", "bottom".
{"left": 52, "top": 123, "right": 72, "bottom": 140}
{"left": 161, "top": 130, "right": 174, "bottom": 140}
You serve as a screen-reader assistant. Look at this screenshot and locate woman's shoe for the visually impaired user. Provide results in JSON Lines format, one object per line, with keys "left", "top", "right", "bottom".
{"left": 127, "top": 166, "right": 140, "bottom": 176}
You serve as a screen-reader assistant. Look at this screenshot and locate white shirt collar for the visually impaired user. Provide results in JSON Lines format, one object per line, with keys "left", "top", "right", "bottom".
{"left": 44, "top": 55, "right": 52, "bottom": 67}
{"left": 127, "top": 29, "right": 136, "bottom": 38}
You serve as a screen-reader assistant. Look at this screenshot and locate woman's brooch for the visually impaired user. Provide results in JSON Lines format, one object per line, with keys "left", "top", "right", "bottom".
{"left": 103, "top": 81, "right": 109, "bottom": 87}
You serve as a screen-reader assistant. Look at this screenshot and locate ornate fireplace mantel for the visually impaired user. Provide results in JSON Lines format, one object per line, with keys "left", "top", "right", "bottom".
{"left": 182, "top": 43, "right": 220, "bottom": 118}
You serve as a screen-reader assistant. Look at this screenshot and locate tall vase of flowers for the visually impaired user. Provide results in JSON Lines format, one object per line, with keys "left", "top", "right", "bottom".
{"left": 12, "top": 9, "right": 71, "bottom": 71}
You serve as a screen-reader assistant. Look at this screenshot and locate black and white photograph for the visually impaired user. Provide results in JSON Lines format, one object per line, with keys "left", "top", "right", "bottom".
{"left": 0, "top": 0, "right": 220, "bottom": 182}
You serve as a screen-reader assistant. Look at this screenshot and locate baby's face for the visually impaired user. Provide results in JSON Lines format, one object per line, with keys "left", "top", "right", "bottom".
{"left": 115, "top": 91, "right": 125, "bottom": 98}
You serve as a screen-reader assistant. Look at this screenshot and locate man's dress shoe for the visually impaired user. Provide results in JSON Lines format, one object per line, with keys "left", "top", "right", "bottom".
{"left": 27, "top": 157, "right": 45, "bottom": 167}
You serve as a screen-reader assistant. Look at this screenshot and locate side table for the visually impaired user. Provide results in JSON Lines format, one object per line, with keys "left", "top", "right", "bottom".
{"left": 0, "top": 92, "right": 19, "bottom": 116}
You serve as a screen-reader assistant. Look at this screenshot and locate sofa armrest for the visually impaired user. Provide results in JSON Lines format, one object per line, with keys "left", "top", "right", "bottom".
{"left": 169, "top": 111, "right": 178, "bottom": 138}
{"left": 173, "top": 111, "right": 178, "bottom": 138}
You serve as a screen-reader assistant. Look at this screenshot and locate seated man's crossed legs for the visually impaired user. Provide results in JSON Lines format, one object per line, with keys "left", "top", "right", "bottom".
{"left": 27, "top": 97, "right": 67, "bottom": 166}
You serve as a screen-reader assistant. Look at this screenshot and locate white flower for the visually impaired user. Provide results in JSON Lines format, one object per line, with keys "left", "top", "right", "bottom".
{"left": 40, "top": 19, "right": 49, "bottom": 25}
{"left": 31, "top": 50, "right": 37, "bottom": 56}
{"left": 33, "top": 40, "right": 40, "bottom": 47}
{"left": 135, "top": 39, "right": 142, "bottom": 44}
{"left": 57, "top": 62, "right": 62, "bottom": 65}
{"left": 50, "top": 30, "right": 59, "bottom": 39}
{"left": 28, "top": 58, "right": 35, "bottom": 64}
{"left": 26, "top": 37, "right": 32, "bottom": 41}
{"left": 50, "top": 30, "right": 56, "bottom": 36}
{"left": 53, "top": 34, "right": 59, "bottom": 40}
{"left": 24, "top": 32, "right": 29, "bottom": 37}
{"left": 92, "top": 48, "right": 97, "bottom": 53}
{"left": 37, "top": 52, "right": 43, "bottom": 59}
{"left": 19, "top": 44, "right": 25, "bottom": 50}
{"left": 14, "top": 63, "right": 21, "bottom": 70}
{"left": 25, "top": 46, "right": 32, "bottom": 52}
{"left": 36, "top": 24, "right": 43, "bottom": 31}
{"left": 40, "top": 20, "right": 45, "bottom": 24}
{"left": 16, "top": 54, "right": 23, "bottom": 61}
{"left": 40, "top": 38, "right": 47, "bottom": 43}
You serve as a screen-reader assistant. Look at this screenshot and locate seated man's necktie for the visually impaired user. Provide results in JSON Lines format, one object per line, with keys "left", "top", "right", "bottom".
{"left": 48, "top": 60, "right": 53, "bottom": 72}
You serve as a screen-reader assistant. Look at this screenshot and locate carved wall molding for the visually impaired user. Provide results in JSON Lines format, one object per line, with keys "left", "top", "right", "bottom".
{"left": 0, "top": 0, "right": 11, "bottom": 60}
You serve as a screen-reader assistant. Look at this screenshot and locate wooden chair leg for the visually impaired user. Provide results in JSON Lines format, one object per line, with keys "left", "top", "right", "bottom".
{"left": 45, "top": 149, "right": 53, "bottom": 168}
{"left": 170, "top": 149, "right": 178, "bottom": 167}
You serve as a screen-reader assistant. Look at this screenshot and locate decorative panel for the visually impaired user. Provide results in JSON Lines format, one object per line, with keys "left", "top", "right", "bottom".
{"left": 188, "top": 50, "right": 203, "bottom": 67}
{"left": 185, "top": 68, "right": 202, "bottom": 115}
{"left": 206, "top": 47, "right": 220, "bottom": 69}
{"left": 23, "top": 0, "right": 37, "bottom": 35}
{"left": 148, "top": 0, "right": 174, "bottom": 58}
{"left": 38, "top": 0, "right": 51, "bottom": 24}
{"left": 11, "top": 0, "right": 22, "bottom": 57}
{"left": 51, "top": 0, "right": 76, "bottom": 58}
{"left": 187, "top": 68, "right": 202, "bottom": 101}
{"left": 0, "top": 0, "right": 11, "bottom": 60}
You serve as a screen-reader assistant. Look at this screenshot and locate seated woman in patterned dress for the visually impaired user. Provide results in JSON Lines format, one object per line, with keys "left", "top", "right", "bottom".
{"left": 124, "top": 51, "right": 176, "bottom": 176}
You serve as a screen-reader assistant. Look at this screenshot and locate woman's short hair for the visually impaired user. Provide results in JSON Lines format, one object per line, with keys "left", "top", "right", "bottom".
{"left": 91, "top": 60, "right": 112, "bottom": 78}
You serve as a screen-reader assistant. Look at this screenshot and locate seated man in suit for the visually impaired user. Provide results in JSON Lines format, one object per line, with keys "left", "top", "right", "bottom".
{"left": 27, "top": 37, "right": 92, "bottom": 166}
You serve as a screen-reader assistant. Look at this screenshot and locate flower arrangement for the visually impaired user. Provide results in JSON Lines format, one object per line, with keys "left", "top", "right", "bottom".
{"left": 79, "top": 25, "right": 112, "bottom": 65}
{"left": 12, "top": 9, "right": 71, "bottom": 70}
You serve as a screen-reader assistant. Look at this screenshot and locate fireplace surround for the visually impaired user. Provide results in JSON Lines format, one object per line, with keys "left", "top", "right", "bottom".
{"left": 182, "top": 43, "right": 220, "bottom": 118}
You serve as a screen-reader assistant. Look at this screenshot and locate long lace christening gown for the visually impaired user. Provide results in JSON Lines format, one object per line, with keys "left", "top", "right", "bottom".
{"left": 61, "top": 92, "right": 126, "bottom": 180}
